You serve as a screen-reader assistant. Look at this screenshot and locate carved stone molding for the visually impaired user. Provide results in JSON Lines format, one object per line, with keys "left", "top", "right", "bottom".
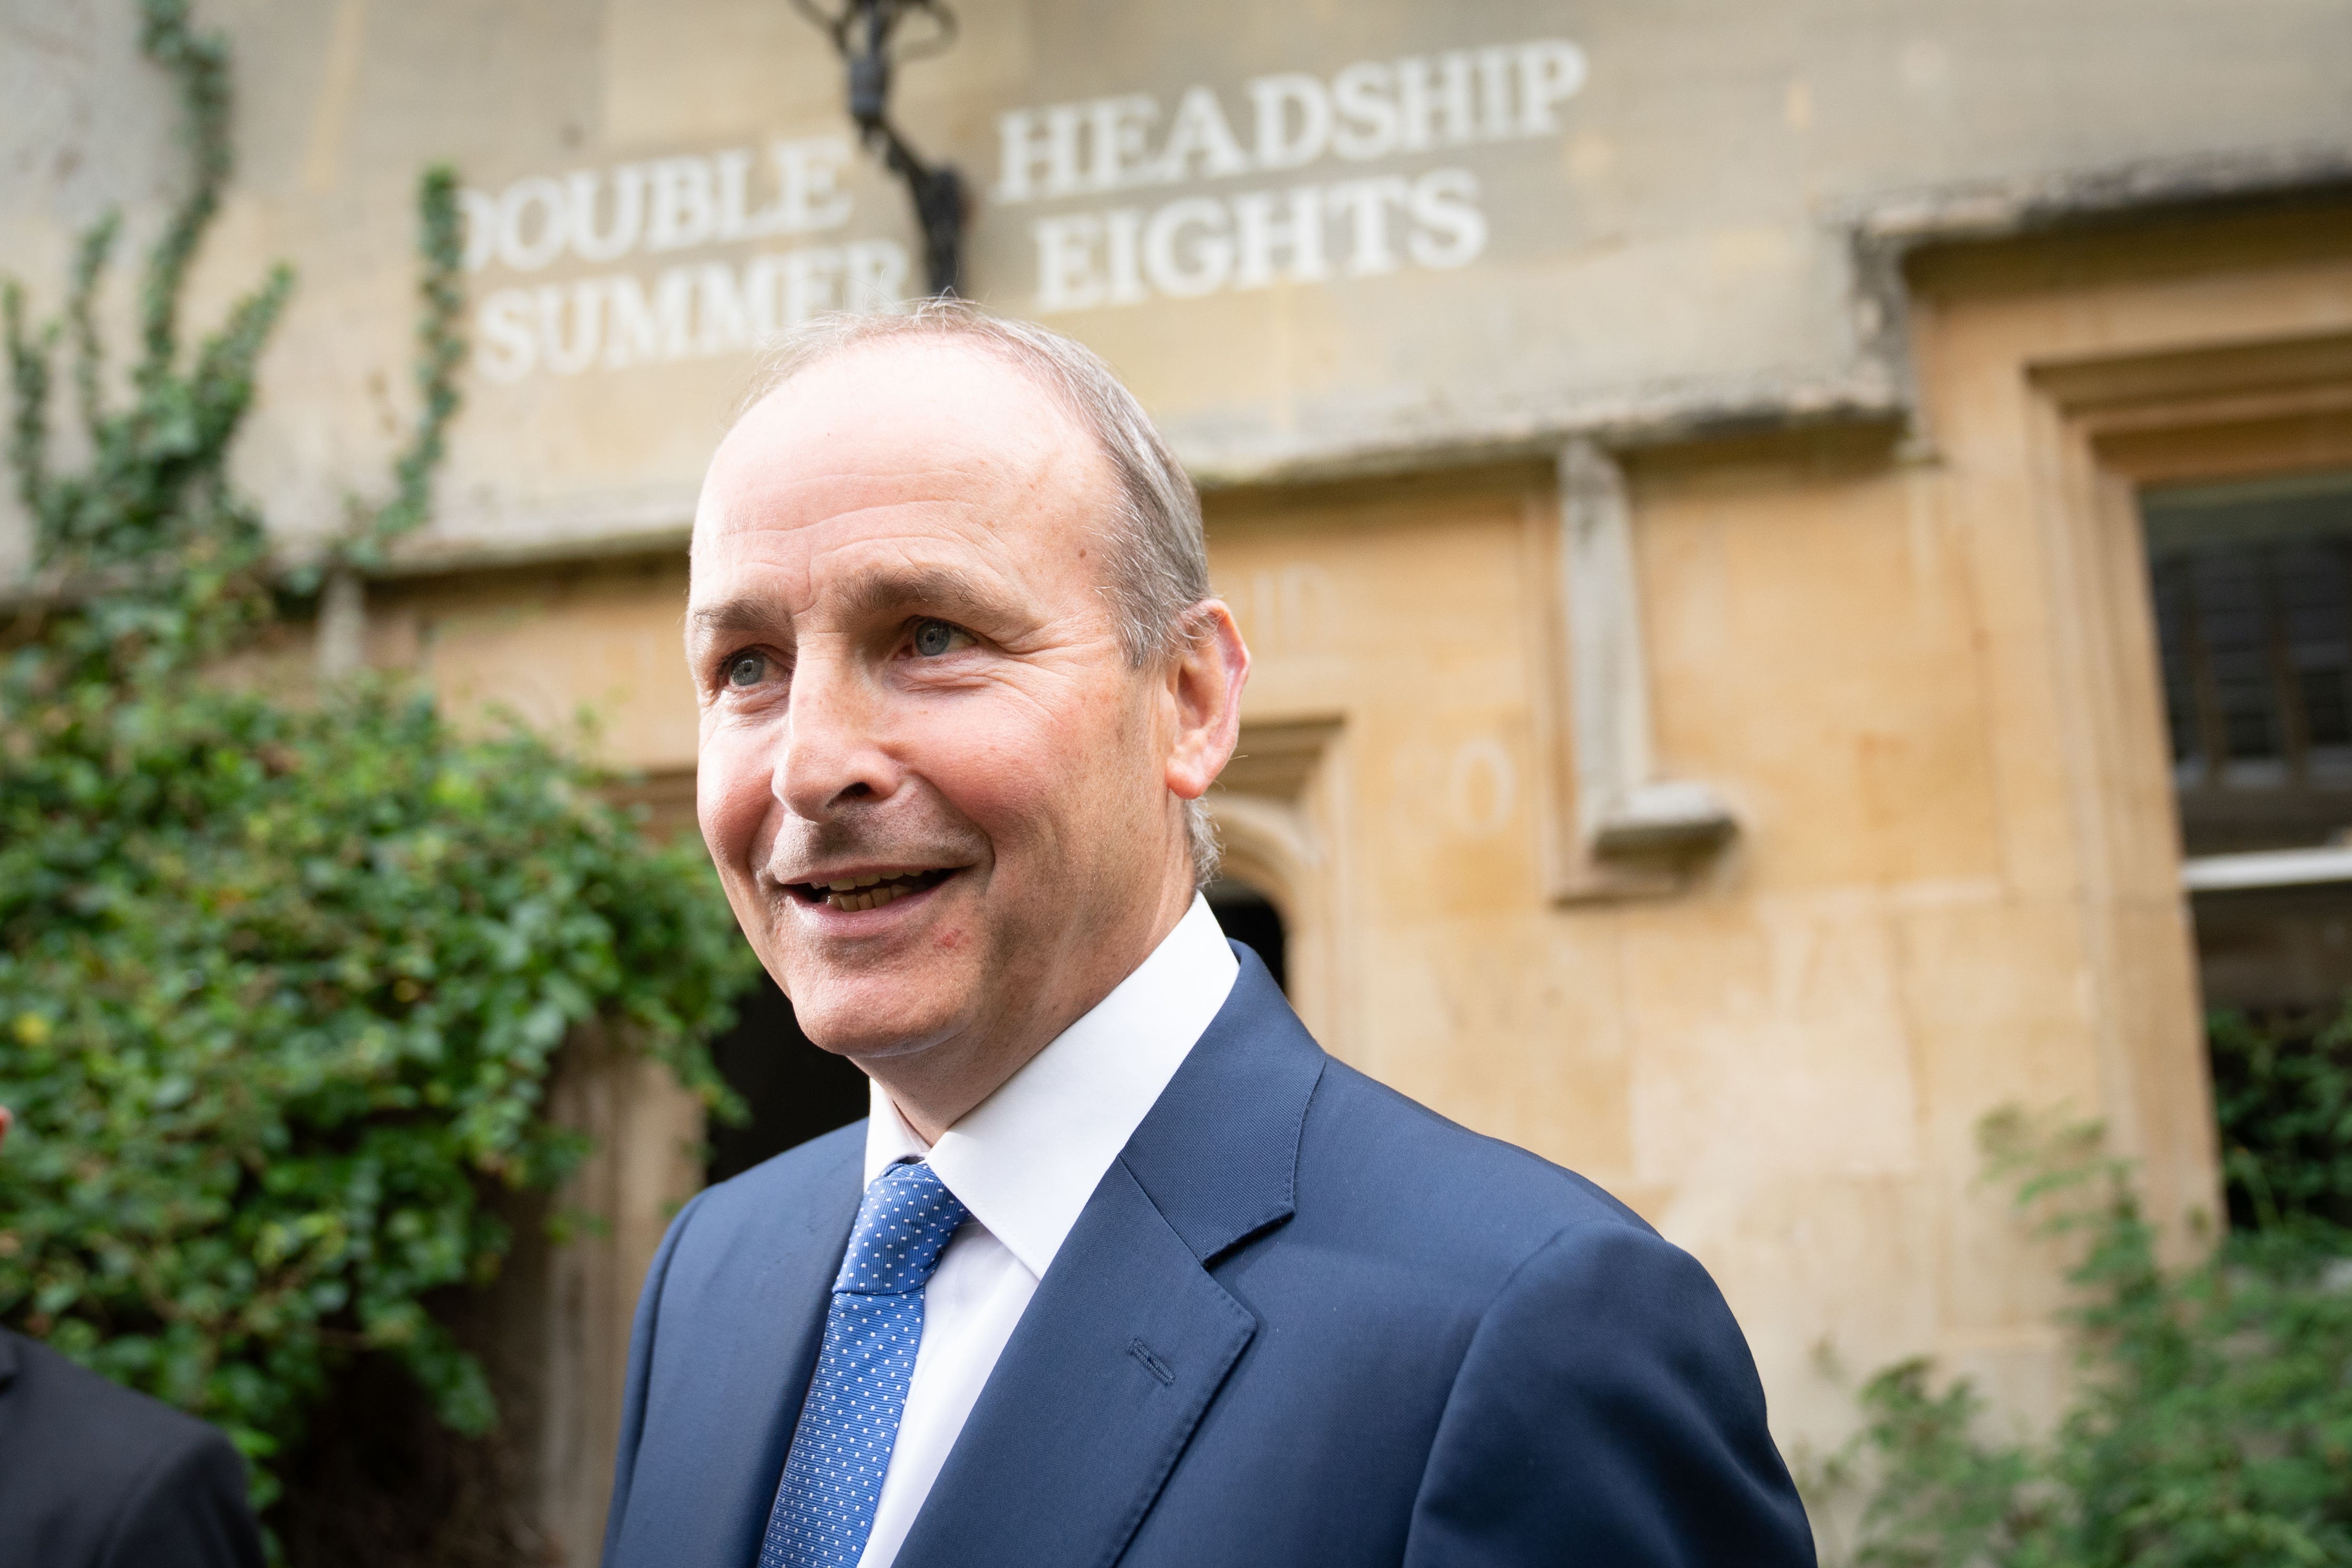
{"left": 1550, "top": 439, "right": 1736, "bottom": 901}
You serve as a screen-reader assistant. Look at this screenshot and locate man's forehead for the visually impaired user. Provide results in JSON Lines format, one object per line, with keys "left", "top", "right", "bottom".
{"left": 691, "top": 336, "right": 1114, "bottom": 600}
{"left": 707, "top": 337, "right": 1092, "bottom": 506}
{"left": 688, "top": 489, "right": 1026, "bottom": 609}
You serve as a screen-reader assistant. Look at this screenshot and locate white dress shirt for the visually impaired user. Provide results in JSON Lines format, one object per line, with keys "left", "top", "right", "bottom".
{"left": 849, "top": 894, "right": 1240, "bottom": 1568}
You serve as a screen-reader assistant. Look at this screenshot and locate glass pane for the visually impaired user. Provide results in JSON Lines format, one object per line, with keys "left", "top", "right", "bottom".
{"left": 2146, "top": 476, "right": 2352, "bottom": 1043}
{"left": 2143, "top": 472, "right": 2352, "bottom": 800}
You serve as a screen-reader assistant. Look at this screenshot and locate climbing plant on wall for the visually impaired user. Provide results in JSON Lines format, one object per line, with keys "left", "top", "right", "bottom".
{"left": 0, "top": 0, "right": 757, "bottom": 1526}
{"left": 1802, "top": 1053, "right": 2352, "bottom": 1567}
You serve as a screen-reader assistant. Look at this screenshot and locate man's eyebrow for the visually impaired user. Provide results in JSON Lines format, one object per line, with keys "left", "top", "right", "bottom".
{"left": 685, "top": 596, "right": 787, "bottom": 646}
{"left": 840, "top": 566, "right": 1008, "bottom": 625}
{"left": 684, "top": 568, "right": 1017, "bottom": 649}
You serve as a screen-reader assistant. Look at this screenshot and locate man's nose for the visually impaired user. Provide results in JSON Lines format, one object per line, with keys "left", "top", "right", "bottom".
{"left": 774, "top": 644, "right": 903, "bottom": 820}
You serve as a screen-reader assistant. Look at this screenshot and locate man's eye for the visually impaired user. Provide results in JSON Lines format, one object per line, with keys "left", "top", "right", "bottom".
{"left": 910, "top": 619, "right": 974, "bottom": 658}
{"left": 725, "top": 652, "right": 769, "bottom": 687}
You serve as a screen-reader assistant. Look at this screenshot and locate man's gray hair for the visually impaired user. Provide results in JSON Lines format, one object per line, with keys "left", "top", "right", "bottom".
{"left": 735, "top": 299, "right": 1223, "bottom": 885}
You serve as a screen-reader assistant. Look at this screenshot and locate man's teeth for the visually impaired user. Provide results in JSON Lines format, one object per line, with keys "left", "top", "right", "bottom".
{"left": 820, "top": 874, "right": 925, "bottom": 912}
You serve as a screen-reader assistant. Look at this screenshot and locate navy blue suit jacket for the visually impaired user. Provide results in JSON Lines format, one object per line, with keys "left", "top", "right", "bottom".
{"left": 602, "top": 947, "right": 1815, "bottom": 1567}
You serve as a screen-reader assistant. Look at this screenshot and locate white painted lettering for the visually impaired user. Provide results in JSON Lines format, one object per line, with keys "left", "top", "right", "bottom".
{"left": 645, "top": 159, "right": 716, "bottom": 252}
{"left": 469, "top": 33, "right": 1579, "bottom": 346}
{"left": 605, "top": 268, "right": 695, "bottom": 364}
{"left": 1475, "top": 48, "right": 1517, "bottom": 140}
{"left": 1324, "top": 177, "right": 1410, "bottom": 276}
{"left": 475, "top": 287, "right": 536, "bottom": 380}
{"left": 714, "top": 149, "right": 754, "bottom": 242}
{"left": 1329, "top": 62, "right": 1399, "bottom": 161}
{"left": 1103, "top": 208, "right": 1149, "bottom": 305}
{"left": 764, "top": 136, "right": 856, "bottom": 233}
{"left": 568, "top": 164, "right": 645, "bottom": 263}
{"left": 1232, "top": 185, "right": 1329, "bottom": 289}
{"left": 476, "top": 240, "right": 899, "bottom": 383}
{"left": 1396, "top": 52, "right": 1478, "bottom": 152}
{"left": 1087, "top": 95, "right": 1161, "bottom": 191}
{"left": 1248, "top": 74, "right": 1331, "bottom": 170}
{"left": 694, "top": 262, "right": 754, "bottom": 355}
{"left": 1033, "top": 213, "right": 1103, "bottom": 312}
{"left": 1406, "top": 168, "right": 1485, "bottom": 268}
{"left": 459, "top": 189, "right": 499, "bottom": 271}
{"left": 741, "top": 254, "right": 787, "bottom": 336}
{"left": 1154, "top": 86, "right": 1251, "bottom": 183}
{"left": 988, "top": 31, "right": 1585, "bottom": 225}
{"left": 535, "top": 280, "right": 602, "bottom": 375}
{"left": 995, "top": 105, "right": 1086, "bottom": 201}
{"left": 1142, "top": 196, "right": 1233, "bottom": 297}
{"left": 1517, "top": 40, "right": 1589, "bottom": 134}
{"left": 498, "top": 177, "right": 568, "bottom": 271}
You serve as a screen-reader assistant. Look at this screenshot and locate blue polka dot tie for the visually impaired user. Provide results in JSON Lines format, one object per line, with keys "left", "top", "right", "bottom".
{"left": 760, "top": 1160, "right": 970, "bottom": 1568}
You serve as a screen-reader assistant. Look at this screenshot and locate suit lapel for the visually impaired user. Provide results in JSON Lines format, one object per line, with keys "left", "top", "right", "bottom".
{"left": 710, "top": 1156, "right": 862, "bottom": 1554}
{"left": 893, "top": 948, "right": 1327, "bottom": 1568}
{"left": 889, "top": 1160, "right": 1255, "bottom": 1568}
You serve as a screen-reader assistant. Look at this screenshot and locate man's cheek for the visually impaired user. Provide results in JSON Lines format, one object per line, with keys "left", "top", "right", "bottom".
{"left": 697, "top": 737, "right": 771, "bottom": 867}
{"left": 915, "top": 709, "right": 1070, "bottom": 835}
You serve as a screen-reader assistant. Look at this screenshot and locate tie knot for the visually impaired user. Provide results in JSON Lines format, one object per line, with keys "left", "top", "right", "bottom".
{"left": 833, "top": 1160, "right": 969, "bottom": 1296}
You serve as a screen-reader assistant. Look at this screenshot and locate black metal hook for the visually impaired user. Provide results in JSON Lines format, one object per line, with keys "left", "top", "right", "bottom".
{"left": 789, "top": 0, "right": 966, "bottom": 297}
{"left": 786, "top": 0, "right": 956, "bottom": 60}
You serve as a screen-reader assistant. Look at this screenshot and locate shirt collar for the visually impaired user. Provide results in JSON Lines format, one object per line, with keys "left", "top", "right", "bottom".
{"left": 862, "top": 893, "right": 1240, "bottom": 1279}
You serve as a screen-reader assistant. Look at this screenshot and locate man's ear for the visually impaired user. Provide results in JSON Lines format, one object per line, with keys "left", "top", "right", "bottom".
{"left": 1164, "top": 600, "right": 1249, "bottom": 803}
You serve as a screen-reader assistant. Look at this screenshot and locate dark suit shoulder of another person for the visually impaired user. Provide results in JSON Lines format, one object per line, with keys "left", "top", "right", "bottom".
{"left": 0, "top": 1329, "right": 265, "bottom": 1568}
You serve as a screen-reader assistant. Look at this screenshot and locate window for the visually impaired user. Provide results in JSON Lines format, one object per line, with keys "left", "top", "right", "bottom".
{"left": 2149, "top": 472, "right": 2352, "bottom": 847}
{"left": 2145, "top": 471, "right": 2352, "bottom": 1009}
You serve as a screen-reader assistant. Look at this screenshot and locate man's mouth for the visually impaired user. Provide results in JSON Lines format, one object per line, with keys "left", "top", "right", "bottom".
{"left": 784, "top": 867, "right": 957, "bottom": 913}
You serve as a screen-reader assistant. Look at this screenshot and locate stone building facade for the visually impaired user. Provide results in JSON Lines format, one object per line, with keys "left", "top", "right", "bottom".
{"left": 9, "top": 0, "right": 2352, "bottom": 1556}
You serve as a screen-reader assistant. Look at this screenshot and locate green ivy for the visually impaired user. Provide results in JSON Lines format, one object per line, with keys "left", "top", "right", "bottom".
{"left": 1804, "top": 1091, "right": 2352, "bottom": 1567}
{"left": 0, "top": 0, "right": 758, "bottom": 1524}
{"left": 2209, "top": 1007, "right": 2352, "bottom": 1235}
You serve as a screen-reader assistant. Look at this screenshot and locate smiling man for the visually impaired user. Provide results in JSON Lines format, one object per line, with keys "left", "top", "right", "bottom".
{"left": 600, "top": 303, "right": 1815, "bottom": 1568}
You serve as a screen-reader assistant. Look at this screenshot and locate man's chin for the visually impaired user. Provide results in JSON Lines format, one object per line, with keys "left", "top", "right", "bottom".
{"left": 780, "top": 966, "right": 980, "bottom": 1065}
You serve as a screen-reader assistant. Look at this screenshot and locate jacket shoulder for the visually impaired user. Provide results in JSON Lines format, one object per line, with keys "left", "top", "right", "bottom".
{"left": 1297, "top": 1058, "right": 1654, "bottom": 1269}
{"left": 0, "top": 1330, "right": 234, "bottom": 1478}
{"left": 0, "top": 1331, "right": 261, "bottom": 1567}
{"left": 663, "top": 1118, "right": 865, "bottom": 1257}
{"left": 695, "top": 1118, "right": 864, "bottom": 1209}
